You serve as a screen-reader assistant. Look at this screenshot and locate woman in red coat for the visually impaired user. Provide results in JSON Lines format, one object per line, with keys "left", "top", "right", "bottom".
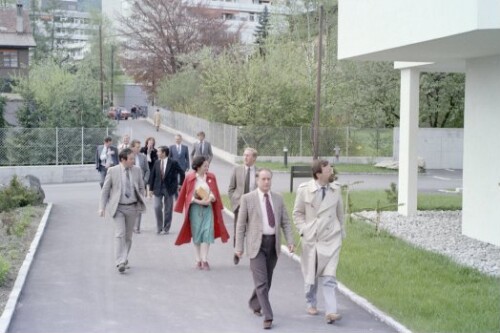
{"left": 174, "top": 156, "right": 229, "bottom": 270}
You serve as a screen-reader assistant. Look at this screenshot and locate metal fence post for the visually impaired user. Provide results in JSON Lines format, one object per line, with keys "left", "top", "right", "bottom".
{"left": 106, "top": 127, "right": 109, "bottom": 137}
{"left": 299, "top": 126, "right": 303, "bottom": 156}
{"left": 81, "top": 127, "right": 84, "bottom": 165}
{"left": 56, "top": 127, "right": 59, "bottom": 165}
{"left": 345, "top": 126, "right": 349, "bottom": 158}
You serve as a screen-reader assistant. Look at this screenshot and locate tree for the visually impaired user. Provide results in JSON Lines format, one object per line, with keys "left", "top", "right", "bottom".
{"left": 254, "top": 6, "right": 270, "bottom": 57}
{"left": 420, "top": 72, "right": 464, "bottom": 128}
{"left": 117, "top": 0, "right": 239, "bottom": 99}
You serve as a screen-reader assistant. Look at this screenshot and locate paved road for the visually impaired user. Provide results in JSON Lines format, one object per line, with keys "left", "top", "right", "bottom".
{"left": 8, "top": 120, "right": 398, "bottom": 332}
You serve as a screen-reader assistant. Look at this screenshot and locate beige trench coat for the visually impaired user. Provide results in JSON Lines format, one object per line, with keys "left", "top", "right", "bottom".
{"left": 293, "top": 179, "right": 345, "bottom": 285}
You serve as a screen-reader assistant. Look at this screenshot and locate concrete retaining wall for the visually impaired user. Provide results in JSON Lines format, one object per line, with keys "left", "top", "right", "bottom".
{"left": 0, "top": 165, "right": 99, "bottom": 184}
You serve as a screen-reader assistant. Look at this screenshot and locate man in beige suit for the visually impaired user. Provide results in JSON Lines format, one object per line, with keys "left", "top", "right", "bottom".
{"left": 99, "top": 148, "right": 146, "bottom": 273}
{"left": 293, "top": 160, "right": 345, "bottom": 324}
{"left": 228, "top": 147, "right": 258, "bottom": 262}
{"left": 235, "top": 168, "right": 294, "bottom": 330}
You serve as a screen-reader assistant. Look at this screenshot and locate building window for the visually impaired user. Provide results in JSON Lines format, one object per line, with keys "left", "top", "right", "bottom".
{"left": 1, "top": 50, "right": 18, "bottom": 68}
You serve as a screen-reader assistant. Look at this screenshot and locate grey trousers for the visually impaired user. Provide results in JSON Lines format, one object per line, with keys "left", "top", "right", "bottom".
{"left": 113, "top": 204, "right": 139, "bottom": 266}
{"left": 134, "top": 213, "right": 143, "bottom": 231}
{"left": 153, "top": 193, "right": 174, "bottom": 232}
{"left": 305, "top": 276, "right": 338, "bottom": 314}
{"left": 99, "top": 167, "right": 107, "bottom": 188}
{"left": 249, "top": 235, "right": 278, "bottom": 321}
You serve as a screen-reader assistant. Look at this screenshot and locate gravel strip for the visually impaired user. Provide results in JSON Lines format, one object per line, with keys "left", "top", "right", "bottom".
{"left": 355, "top": 211, "right": 500, "bottom": 277}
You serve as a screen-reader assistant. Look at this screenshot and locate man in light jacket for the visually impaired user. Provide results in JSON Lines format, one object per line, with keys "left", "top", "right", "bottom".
{"left": 293, "top": 160, "right": 345, "bottom": 325}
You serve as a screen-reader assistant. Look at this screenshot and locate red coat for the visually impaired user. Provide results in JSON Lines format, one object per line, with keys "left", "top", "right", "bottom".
{"left": 174, "top": 171, "right": 229, "bottom": 245}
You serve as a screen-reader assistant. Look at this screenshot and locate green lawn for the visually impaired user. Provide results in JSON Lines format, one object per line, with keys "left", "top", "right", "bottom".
{"left": 225, "top": 191, "right": 498, "bottom": 333}
{"left": 251, "top": 161, "right": 397, "bottom": 173}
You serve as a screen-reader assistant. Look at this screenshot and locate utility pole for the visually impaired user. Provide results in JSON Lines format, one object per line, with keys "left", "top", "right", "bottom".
{"left": 99, "top": 24, "right": 104, "bottom": 110}
{"left": 110, "top": 44, "right": 114, "bottom": 107}
{"left": 312, "top": 5, "right": 324, "bottom": 160}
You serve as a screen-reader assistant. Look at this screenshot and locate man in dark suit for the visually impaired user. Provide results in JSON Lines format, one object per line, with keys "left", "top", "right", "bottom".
{"left": 235, "top": 168, "right": 295, "bottom": 330}
{"left": 190, "top": 131, "right": 213, "bottom": 163}
{"left": 169, "top": 134, "right": 190, "bottom": 199}
{"left": 96, "top": 136, "right": 119, "bottom": 188}
{"left": 149, "top": 146, "right": 185, "bottom": 234}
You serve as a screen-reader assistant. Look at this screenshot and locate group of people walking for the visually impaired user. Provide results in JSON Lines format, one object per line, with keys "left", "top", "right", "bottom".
{"left": 97, "top": 128, "right": 345, "bottom": 330}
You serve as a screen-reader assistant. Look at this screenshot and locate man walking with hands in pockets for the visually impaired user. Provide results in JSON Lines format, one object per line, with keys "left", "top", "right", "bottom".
{"left": 235, "top": 168, "right": 294, "bottom": 330}
{"left": 293, "top": 160, "right": 345, "bottom": 324}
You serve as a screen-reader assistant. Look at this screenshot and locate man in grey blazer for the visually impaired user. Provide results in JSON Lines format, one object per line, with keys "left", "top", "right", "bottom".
{"left": 228, "top": 147, "right": 258, "bottom": 261}
{"left": 99, "top": 148, "right": 146, "bottom": 273}
{"left": 130, "top": 139, "right": 150, "bottom": 233}
{"left": 190, "top": 131, "right": 213, "bottom": 163}
{"left": 235, "top": 168, "right": 294, "bottom": 330}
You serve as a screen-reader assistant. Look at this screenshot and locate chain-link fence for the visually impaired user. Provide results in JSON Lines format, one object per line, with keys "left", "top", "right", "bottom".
{"left": 152, "top": 108, "right": 392, "bottom": 159}
{"left": 237, "top": 126, "right": 392, "bottom": 158}
{"left": 152, "top": 108, "right": 239, "bottom": 155}
{"left": 0, "top": 128, "right": 114, "bottom": 166}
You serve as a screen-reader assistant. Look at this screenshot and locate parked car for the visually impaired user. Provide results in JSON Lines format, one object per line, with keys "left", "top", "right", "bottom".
{"left": 107, "top": 107, "right": 131, "bottom": 120}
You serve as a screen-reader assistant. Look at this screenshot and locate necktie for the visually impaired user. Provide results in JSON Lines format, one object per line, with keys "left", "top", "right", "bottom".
{"left": 321, "top": 186, "right": 326, "bottom": 200}
{"left": 160, "top": 159, "right": 164, "bottom": 178}
{"left": 201, "top": 142, "right": 204, "bottom": 154}
{"left": 264, "top": 193, "right": 275, "bottom": 228}
{"left": 125, "top": 168, "right": 132, "bottom": 198}
{"left": 244, "top": 167, "right": 250, "bottom": 194}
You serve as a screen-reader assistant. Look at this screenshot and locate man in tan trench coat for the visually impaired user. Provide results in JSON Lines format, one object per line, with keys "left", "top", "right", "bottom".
{"left": 293, "top": 159, "right": 345, "bottom": 324}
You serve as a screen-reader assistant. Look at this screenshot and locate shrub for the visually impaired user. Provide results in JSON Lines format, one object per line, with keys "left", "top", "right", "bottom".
{"left": 0, "top": 176, "right": 39, "bottom": 212}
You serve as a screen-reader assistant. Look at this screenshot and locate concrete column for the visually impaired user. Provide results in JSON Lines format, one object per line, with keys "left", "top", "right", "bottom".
{"left": 397, "top": 68, "right": 419, "bottom": 216}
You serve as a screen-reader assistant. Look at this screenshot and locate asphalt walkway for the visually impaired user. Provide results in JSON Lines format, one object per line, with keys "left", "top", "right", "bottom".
{"left": 7, "top": 120, "right": 398, "bottom": 332}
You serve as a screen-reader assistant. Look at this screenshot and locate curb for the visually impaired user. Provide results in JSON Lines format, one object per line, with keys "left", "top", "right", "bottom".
{"left": 0, "top": 203, "right": 53, "bottom": 333}
{"left": 224, "top": 208, "right": 412, "bottom": 333}
{"left": 280, "top": 245, "right": 412, "bottom": 333}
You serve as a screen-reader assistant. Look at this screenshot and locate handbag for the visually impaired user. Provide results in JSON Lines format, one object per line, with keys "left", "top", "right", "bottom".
{"left": 194, "top": 187, "right": 209, "bottom": 201}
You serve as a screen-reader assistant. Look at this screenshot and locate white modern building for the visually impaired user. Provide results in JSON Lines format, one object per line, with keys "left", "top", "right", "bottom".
{"left": 338, "top": 0, "right": 500, "bottom": 246}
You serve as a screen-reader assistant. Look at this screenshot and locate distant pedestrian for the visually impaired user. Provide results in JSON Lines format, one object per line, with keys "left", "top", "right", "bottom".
{"left": 191, "top": 131, "right": 213, "bottom": 163}
{"left": 293, "top": 159, "right": 345, "bottom": 325}
{"left": 115, "top": 108, "right": 122, "bottom": 123}
{"left": 117, "top": 134, "right": 131, "bottom": 152}
{"left": 334, "top": 145, "right": 340, "bottom": 162}
{"left": 228, "top": 147, "right": 258, "bottom": 263}
{"left": 98, "top": 148, "right": 146, "bottom": 273}
{"left": 174, "top": 156, "right": 229, "bottom": 270}
{"left": 140, "top": 137, "right": 158, "bottom": 173}
{"left": 153, "top": 109, "right": 161, "bottom": 131}
{"left": 235, "top": 168, "right": 294, "bottom": 330}
{"left": 95, "top": 136, "right": 119, "bottom": 188}
{"left": 131, "top": 105, "right": 137, "bottom": 119}
{"left": 149, "top": 146, "right": 185, "bottom": 234}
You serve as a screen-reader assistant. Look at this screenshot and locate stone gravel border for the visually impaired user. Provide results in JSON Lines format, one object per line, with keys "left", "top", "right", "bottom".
{"left": 0, "top": 203, "right": 53, "bottom": 333}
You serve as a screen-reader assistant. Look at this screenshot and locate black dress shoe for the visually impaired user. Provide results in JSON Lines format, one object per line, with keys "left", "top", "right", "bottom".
{"left": 263, "top": 320, "right": 272, "bottom": 329}
{"left": 233, "top": 254, "right": 240, "bottom": 265}
{"left": 117, "top": 263, "right": 126, "bottom": 273}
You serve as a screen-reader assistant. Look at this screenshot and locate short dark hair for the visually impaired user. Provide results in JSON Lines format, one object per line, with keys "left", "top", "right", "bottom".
{"left": 119, "top": 148, "right": 133, "bottom": 162}
{"left": 104, "top": 136, "right": 112, "bottom": 143}
{"left": 311, "top": 159, "right": 330, "bottom": 180}
{"left": 158, "top": 146, "right": 169, "bottom": 156}
{"left": 197, "top": 131, "right": 205, "bottom": 137}
{"left": 192, "top": 156, "right": 206, "bottom": 171}
{"left": 130, "top": 139, "right": 141, "bottom": 147}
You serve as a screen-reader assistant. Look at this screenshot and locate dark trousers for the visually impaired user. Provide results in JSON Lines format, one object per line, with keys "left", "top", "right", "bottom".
{"left": 233, "top": 207, "right": 240, "bottom": 247}
{"left": 153, "top": 191, "right": 174, "bottom": 233}
{"left": 249, "top": 235, "right": 277, "bottom": 321}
